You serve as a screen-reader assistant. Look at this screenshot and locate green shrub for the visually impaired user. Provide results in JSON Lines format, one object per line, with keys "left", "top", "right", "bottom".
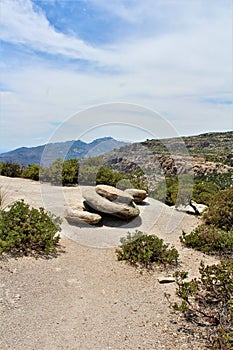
{"left": 196, "top": 171, "right": 233, "bottom": 190}
{"left": 151, "top": 173, "right": 231, "bottom": 206}
{"left": 180, "top": 188, "right": 233, "bottom": 257}
{"left": 203, "top": 187, "right": 233, "bottom": 231}
{"left": 96, "top": 166, "right": 126, "bottom": 187}
{"left": 22, "top": 164, "right": 40, "bottom": 181}
{"left": 180, "top": 226, "right": 233, "bottom": 257}
{"left": 78, "top": 157, "right": 104, "bottom": 185}
{"left": 0, "top": 200, "right": 62, "bottom": 256}
{"left": 192, "top": 180, "right": 219, "bottom": 205}
{"left": 39, "top": 158, "right": 79, "bottom": 186}
{"left": 171, "top": 260, "right": 233, "bottom": 349}
{"left": 62, "top": 158, "right": 79, "bottom": 185}
{"left": 0, "top": 162, "right": 23, "bottom": 178}
{"left": 116, "top": 230, "right": 179, "bottom": 268}
{"left": 151, "top": 176, "right": 178, "bottom": 206}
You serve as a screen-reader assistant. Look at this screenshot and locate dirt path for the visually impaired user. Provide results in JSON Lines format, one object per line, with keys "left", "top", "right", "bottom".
{"left": 0, "top": 176, "right": 217, "bottom": 350}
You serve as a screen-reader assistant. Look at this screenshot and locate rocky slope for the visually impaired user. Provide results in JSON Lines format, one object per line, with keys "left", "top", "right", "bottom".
{"left": 103, "top": 131, "right": 233, "bottom": 191}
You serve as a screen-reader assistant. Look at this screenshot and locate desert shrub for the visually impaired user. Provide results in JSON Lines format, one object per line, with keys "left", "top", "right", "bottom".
{"left": 181, "top": 188, "right": 233, "bottom": 257}
{"left": 180, "top": 226, "right": 233, "bottom": 257}
{"left": 78, "top": 157, "right": 104, "bottom": 185}
{"left": 151, "top": 176, "right": 178, "bottom": 205}
{"left": 129, "top": 169, "right": 149, "bottom": 192}
{"left": 62, "top": 158, "right": 79, "bottom": 185}
{"left": 39, "top": 158, "right": 79, "bottom": 186}
{"left": 203, "top": 187, "right": 233, "bottom": 231}
{"left": 116, "top": 230, "right": 179, "bottom": 268}
{"left": 195, "top": 171, "right": 233, "bottom": 191}
{"left": 47, "top": 158, "right": 63, "bottom": 185}
{"left": 96, "top": 166, "right": 126, "bottom": 187}
{"left": 192, "top": 180, "right": 219, "bottom": 205}
{"left": 151, "top": 173, "right": 231, "bottom": 206}
{"left": 0, "top": 162, "right": 23, "bottom": 178}
{"left": 0, "top": 200, "right": 61, "bottom": 256}
{"left": 171, "top": 260, "right": 233, "bottom": 349}
{"left": 22, "top": 164, "right": 40, "bottom": 181}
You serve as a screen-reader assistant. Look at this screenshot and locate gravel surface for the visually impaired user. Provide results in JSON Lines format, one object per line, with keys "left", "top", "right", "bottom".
{"left": 0, "top": 176, "right": 218, "bottom": 350}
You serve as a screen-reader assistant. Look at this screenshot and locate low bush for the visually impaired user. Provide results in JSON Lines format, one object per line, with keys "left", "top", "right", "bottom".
{"left": 170, "top": 260, "right": 233, "bottom": 349}
{"left": 0, "top": 200, "right": 62, "bottom": 256}
{"left": 116, "top": 230, "right": 179, "bottom": 268}
{"left": 192, "top": 180, "right": 219, "bottom": 205}
{"left": 180, "top": 226, "right": 233, "bottom": 257}
{"left": 203, "top": 187, "right": 233, "bottom": 231}
{"left": 180, "top": 188, "right": 233, "bottom": 257}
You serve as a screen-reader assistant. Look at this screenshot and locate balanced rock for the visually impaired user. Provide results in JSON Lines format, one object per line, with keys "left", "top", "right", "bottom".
{"left": 96, "top": 184, "right": 133, "bottom": 204}
{"left": 82, "top": 186, "right": 140, "bottom": 220}
{"left": 64, "top": 207, "right": 102, "bottom": 225}
{"left": 125, "top": 189, "right": 148, "bottom": 203}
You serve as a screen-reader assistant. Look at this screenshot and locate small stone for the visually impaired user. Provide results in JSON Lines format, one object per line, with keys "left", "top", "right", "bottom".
{"left": 158, "top": 277, "right": 175, "bottom": 284}
{"left": 125, "top": 188, "right": 148, "bottom": 203}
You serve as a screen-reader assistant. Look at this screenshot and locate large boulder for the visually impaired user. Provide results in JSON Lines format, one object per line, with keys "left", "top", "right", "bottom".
{"left": 82, "top": 186, "right": 140, "bottom": 220}
{"left": 64, "top": 207, "right": 102, "bottom": 225}
{"left": 96, "top": 184, "right": 133, "bottom": 204}
{"left": 124, "top": 189, "right": 147, "bottom": 203}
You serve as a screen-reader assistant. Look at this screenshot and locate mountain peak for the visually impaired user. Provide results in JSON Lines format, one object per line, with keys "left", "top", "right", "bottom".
{"left": 0, "top": 137, "right": 129, "bottom": 166}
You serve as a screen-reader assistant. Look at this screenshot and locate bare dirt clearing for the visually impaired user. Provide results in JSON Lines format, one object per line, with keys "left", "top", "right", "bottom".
{"left": 0, "top": 176, "right": 217, "bottom": 350}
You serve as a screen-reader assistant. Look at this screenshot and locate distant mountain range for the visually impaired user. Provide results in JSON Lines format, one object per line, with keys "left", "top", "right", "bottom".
{"left": 0, "top": 137, "right": 129, "bottom": 166}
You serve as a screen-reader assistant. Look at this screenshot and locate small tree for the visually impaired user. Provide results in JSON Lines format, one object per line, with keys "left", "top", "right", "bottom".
{"left": 1, "top": 162, "right": 23, "bottom": 178}
{"left": 22, "top": 164, "right": 40, "bottom": 181}
{"left": 62, "top": 158, "right": 79, "bottom": 185}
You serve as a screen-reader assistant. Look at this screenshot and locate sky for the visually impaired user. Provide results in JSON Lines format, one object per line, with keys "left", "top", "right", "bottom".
{"left": 0, "top": 0, "right": 232, "bottom": 152}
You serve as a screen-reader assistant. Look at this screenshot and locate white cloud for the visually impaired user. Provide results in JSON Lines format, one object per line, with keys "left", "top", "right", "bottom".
{"left": 0, "top": 0, "right": 98, "bottom": 60}
{"left": 0, "top": 0, "right": 232, "bottom": 150}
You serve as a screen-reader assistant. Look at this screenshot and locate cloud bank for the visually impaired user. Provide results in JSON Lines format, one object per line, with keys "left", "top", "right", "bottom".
{"left": 0, "top": 0, "right": 232, "bottom": 151}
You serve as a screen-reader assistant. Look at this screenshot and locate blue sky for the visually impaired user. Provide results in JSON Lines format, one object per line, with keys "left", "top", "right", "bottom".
{"left": 0, "top": 0, "right": 232, "bottom": 152}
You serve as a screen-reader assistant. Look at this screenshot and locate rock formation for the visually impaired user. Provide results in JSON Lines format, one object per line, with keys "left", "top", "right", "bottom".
{"left": 82, "top": 186, "right": 140, "bottom": 220}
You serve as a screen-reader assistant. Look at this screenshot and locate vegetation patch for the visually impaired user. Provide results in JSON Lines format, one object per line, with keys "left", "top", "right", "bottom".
{"left": 180, "top": 187, "right": 233, "bottom": 257}
{"left": 168, "top": 260, "right": 233, "bottom": 350}
{"left": 0, "top": 200, "right": 62, "bottom": 256}
{"left": 116, "top": 230, "right": 179, "bottom": 268}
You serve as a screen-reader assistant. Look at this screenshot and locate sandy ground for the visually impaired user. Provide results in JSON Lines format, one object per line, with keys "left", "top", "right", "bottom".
{"left": 0, "top": 176, "right": 218, "bottom": 350}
